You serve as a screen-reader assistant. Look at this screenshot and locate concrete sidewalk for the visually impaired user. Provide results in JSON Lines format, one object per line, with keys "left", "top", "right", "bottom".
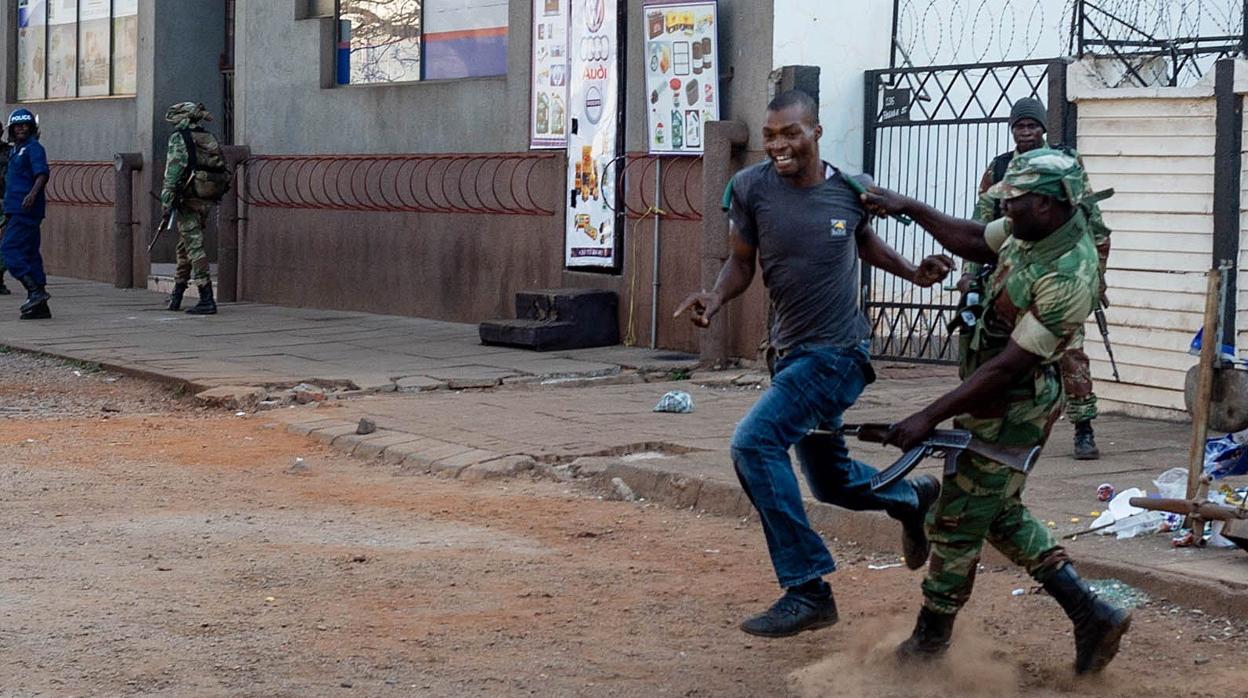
{"left": 0, "top": 278, "right": 697, "bottom": 391}
{"left": 3, "top": 277, "right": 1245, "bottom": 615}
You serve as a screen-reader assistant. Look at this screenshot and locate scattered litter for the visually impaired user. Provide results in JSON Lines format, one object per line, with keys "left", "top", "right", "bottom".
{"left": 1011, "top": 588, "right": 1026, "bottom": 597}
{"left": 1204, "top": 433, "right": 1248, "bottom": 479}
{"left": 867, "top": 563, "right": 902, "bottom": 571}
{"left": 1090, "top": 511, "right": 1101, "bottom": 517}
{"left": 653, "top": 391, "right": 694, "bottom": 414}
{"left": 1154, "top": 468, "right": 1188, "bottom": 499}
{"left": 703, "top": 549, "right": 721, "bottom": 554}
{"left": 1069, "top": 517, "right": 1081, "bottom": 524}
{"left": 1088, "top": 579, "right": 1149, "bottom": 609}
{"left": 1097, "top": 483, "right": 1115, "bottom": 502}
{"left": 1045, "top": 521, "right": 1056, "bottom": 528}
{"left": 72, "top": 370, "right": 82, "bottom": 377}
{"left": 1089, "top": 487, "right": 1165, "bottom": 539}
{"left": 285, "top": 457, "right": 310, "bottom": 476}
{"left": 235, "top": 411, "right": 246, "bottom": 417}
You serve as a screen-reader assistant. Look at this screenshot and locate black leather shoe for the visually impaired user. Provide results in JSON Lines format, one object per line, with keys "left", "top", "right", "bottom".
{"left": 740, "top": 587, "right": 838, "bottom": 638}
{"left": 896, "top": 607, "right": 956, "bottom": 660}
{"left": 17, "top": 274, "right": 49, "bottom": 314}
{"left": 1074, "top": 421, "right": 1100, "bottom": 460}
{"left": 902, "top": 474, "right": 941, "bottom": 570}
{"left": 1043, "top": 563, "right": 1131, "bottom": 674}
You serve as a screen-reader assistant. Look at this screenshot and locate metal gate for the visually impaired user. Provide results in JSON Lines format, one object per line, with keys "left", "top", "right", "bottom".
{"left": 862, "top": 58, "right": 1056, "bottom": 363}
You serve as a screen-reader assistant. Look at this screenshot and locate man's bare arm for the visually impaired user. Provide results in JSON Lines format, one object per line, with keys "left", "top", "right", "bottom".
{"left": 857, "top": 222, "right": 955, "bottom": 287}
{"left": 674, "top": 221, "right": 757, "bottom": 327}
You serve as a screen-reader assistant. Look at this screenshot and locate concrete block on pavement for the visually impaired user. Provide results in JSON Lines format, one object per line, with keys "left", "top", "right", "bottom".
{"left": 459, "top": 455, "right": 537, "bottom": 481}
{"left": 195, "top": 385, "right": 268, "bottom": 411}
{"left": 351, "top": 432, "right": 422, "bottom": 460}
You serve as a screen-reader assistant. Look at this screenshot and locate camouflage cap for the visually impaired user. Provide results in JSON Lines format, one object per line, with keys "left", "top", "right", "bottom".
{"left": 165, "top": 102, "right": 212, "bottom": 128}
{"left": 987, "top": 147, "right": 1085, "bottom": 205}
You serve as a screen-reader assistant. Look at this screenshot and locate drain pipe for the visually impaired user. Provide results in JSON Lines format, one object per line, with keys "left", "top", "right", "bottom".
{"left": 650, "top": 159, "right": 663, "bottom": 349}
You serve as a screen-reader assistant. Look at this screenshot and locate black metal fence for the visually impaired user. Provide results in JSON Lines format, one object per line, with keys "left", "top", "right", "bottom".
{"left": 863, "top": 59, "right": 1054, "bottom": 364}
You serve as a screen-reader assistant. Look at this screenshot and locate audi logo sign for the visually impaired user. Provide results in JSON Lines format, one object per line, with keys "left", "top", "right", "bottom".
{"left": 580, "top": 35, "right": 611, "bottom": 62}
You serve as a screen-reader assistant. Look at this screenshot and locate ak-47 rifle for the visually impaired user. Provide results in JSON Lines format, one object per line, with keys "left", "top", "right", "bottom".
{"left": 809, "top": 423, "right": 1043, "bottom": 491}
{"left": 1094, "top": 300, "right": 1121, "bottom": 382}
{"left": 148, "top": 204, "right": 178, "bottom": 253}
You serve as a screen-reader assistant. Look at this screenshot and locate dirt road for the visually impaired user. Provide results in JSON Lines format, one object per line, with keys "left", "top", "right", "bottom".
{"left": 0, "top": 352, "right": 1245, "bottom": 697}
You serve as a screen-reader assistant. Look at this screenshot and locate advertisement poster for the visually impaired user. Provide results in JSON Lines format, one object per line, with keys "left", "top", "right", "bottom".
{"left": 112, "top": 0, "right": 139, "bottom": 95}
{"left": 530, "top": 0, "right": 570, "bottom": 149}
{"left": 46, "top": 0, "right": 76, "bottom": 99}
{"left": 17, "top": 0, "right": 47, "bottom": 101}
{"left": 565, "top": 0, "right": 622, "bottom": 269}
{"left": 78, "top": 0, "right": 110, "bottom": 97}
{"left": 643, "top": 1, "right": 719, "bottom": 155}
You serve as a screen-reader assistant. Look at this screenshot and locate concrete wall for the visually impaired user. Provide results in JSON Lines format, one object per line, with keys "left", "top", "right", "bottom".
{"left": 1070, "top": 65, "right": 1218, "bottom": 420}
{"left": 0, "top": 0, "right": 226, "bottom": 286}
{"left": 771, "top": 0, "right": 893, "bottom": 172}
{"left": 231, "top": 0, "right": 777, "bottom": 356}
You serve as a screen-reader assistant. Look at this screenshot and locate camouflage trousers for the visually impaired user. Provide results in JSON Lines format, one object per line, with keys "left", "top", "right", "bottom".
{"left": 923, "top": 381, "right": 1068, "bottom": 615}
{"left": 1060, "top": 347, "right": 1097, "bottom": 423}
{"left": 174, "top": 200, "right": 211, "bottom": 287}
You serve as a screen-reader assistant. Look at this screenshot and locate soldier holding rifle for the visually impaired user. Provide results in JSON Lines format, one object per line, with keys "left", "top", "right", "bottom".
{"left": 862, "top": 148, "right": 1131, "bottom": 674}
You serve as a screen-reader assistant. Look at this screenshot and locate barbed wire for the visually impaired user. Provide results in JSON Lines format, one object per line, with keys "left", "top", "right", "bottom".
{"left": 894, "top": 0, "right": 1244, "bottom": 84}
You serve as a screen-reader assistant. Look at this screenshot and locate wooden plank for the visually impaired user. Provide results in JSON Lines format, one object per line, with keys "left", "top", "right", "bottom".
{"left": 1106, "top": 269, "right": 1211, "bottom": 294}
{"left": 1078, "top": 98, "right": 1215, "bottom": 119}
{"left": 1186, "top": 270, "right": 1222, "bottom": 499}
{"left": 1099, "top": 192, "right": 1213, "bottom": 215}
{"left": 1080, "top": 116, "right": 1216, "bottom": 136}
{"left": 1101, "top": 210, "right": 1213, "bottom": 235}
{"left": 1098, "top": 383, "right": 1187, "bottom": 411}
{"left": 1100, "top": 292, "right": 1206, "bottom": 313}
{"left": 1079, "top": 135, "right": 1216, "bottom": 158}
{"left": 1082, "top": 155, "right": 1213, "bottom": 176}
{"left": 1103, "top": 325, "right": 1199, "bottom": 353}
{"left": 1112, "top": 230, "right": 1213, "bottom": 254}
{"left": 1096, "top": 172, "right": 1213, "bottom": 194}
{"left": 1082, "top": 342, "right": 1192, "bottom": 377}
{"left": 1088, "top": 362, "right": 1187, "bottom": 391}
{"left": 1109, "top": 249, "right": 1210, "bottom": 273}
{"left": 1090, "top": 304, "right": 1205, "bottom": 330}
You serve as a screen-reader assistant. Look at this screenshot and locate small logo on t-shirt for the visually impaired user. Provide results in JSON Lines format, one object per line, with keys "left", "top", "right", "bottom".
{"left": 830, "top": 219, "right": 848, "bottom": 238}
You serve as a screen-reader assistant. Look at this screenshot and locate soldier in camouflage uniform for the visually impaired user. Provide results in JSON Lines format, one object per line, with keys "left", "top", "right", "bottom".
{"left": 958, "top": 98, "right": 1111, "bottom": 460}
{"left": 161, "top": 102, "right": 220, "bottom": 315}
{"left": 863, "top": 149, "right": 1131, "bottom": 675}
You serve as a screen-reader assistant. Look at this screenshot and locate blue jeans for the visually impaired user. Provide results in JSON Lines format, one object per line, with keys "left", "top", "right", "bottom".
{"left": 730, "top": 342, "right": 919, "bottom": 588}
{"left": 0, "top": 213, "right": 45, "bottom": 286}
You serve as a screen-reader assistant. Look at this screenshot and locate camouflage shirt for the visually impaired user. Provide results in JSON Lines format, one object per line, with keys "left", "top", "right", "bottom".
{"left": 160, "top": 131, "right": 190, "bottom": 208}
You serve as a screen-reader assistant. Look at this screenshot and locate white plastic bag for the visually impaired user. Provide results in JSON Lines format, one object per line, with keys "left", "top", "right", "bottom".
{"left": 1153, "top": 468, "right": 1188, "bottom": 500}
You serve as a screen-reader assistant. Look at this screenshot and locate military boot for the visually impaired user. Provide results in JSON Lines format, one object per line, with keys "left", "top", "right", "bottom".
{"left": 185, "top": 280, "right": 217, "bottom": 315}
{"left": 896, "top": 607, "right": 956, "bottom": 661}
{"left": 166, "top": 281, "right": 189, "bottom": 311}
{"left": 1042, "top": 563, "right": 1131, "bottom": 674}
{"left": 1073, "top": 420, "right": 1100, "bottom": 460}
{"left": 17, "top": 274, "right": 50, "bottom": 315}
{"left": 20, "top": 300, "right": 51, "bottom": 320}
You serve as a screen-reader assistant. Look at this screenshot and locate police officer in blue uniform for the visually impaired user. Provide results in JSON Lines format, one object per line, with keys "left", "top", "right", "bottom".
{"left": 2, "top": 108, "right": 51, "bottom": 319}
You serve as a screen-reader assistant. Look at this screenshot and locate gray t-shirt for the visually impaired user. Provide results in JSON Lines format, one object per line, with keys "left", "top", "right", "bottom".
{"left": 728, "top": 161, "right": 871, "bottom": 351}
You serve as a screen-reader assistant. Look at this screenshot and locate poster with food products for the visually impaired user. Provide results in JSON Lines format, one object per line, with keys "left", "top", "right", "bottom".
{"left": 565, "top": 0, "right": 622, "bottom": 269}
{"left": 530, "top": 0, "right": 570, "bottom": 149}
{"left": 643, "top": 1, "right": 719, "bottom": 156}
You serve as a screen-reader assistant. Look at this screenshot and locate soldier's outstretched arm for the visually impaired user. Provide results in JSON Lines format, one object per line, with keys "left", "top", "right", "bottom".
{"left": 883, "top": 340, "right": 1043, "bottom": 450}
{"left": 860, "top": 186, "right": 996, "bottom": 264}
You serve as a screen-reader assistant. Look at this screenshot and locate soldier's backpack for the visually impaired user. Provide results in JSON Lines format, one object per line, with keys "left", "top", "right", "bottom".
{"left": 177, "top": 127, "right": 231, "bottom": 202}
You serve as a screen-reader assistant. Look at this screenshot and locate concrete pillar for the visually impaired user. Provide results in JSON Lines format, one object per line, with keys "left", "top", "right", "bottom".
{"left": 218, "top": 145, "right": 251, "bottom": 303}
{"left": 112, "top": 153, "right": 143, "bottom": 289}
{"left": 700, "top": 120, "right": 749, "bottom": 366}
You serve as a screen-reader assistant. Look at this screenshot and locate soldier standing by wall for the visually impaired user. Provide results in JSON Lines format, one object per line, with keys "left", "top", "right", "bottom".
{"left": 958, "top": 98, "right": 1112, "bottom": 460}
{"left": 2, "top": 108, "right": 51, "bottom": 320}
{"left": 864, "top": 149, "right": 1131, "bottom": 674}
{"left": 160, "top": 102, "right": 230, "bottom": 315}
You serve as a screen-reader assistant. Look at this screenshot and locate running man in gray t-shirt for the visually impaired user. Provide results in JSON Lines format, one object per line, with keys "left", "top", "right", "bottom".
{"left": 674, "top": 90, "right": 954, "bottom": 638}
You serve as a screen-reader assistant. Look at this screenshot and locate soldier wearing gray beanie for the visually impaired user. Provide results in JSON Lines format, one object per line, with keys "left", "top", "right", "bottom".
{"left": 1009, "top": 97, "right": 1048, "bottom": 132}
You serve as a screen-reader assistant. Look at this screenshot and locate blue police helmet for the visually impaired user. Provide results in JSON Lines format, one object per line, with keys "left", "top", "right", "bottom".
{"left": 8, "top": 108, "right": 36, "bottom": 127}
